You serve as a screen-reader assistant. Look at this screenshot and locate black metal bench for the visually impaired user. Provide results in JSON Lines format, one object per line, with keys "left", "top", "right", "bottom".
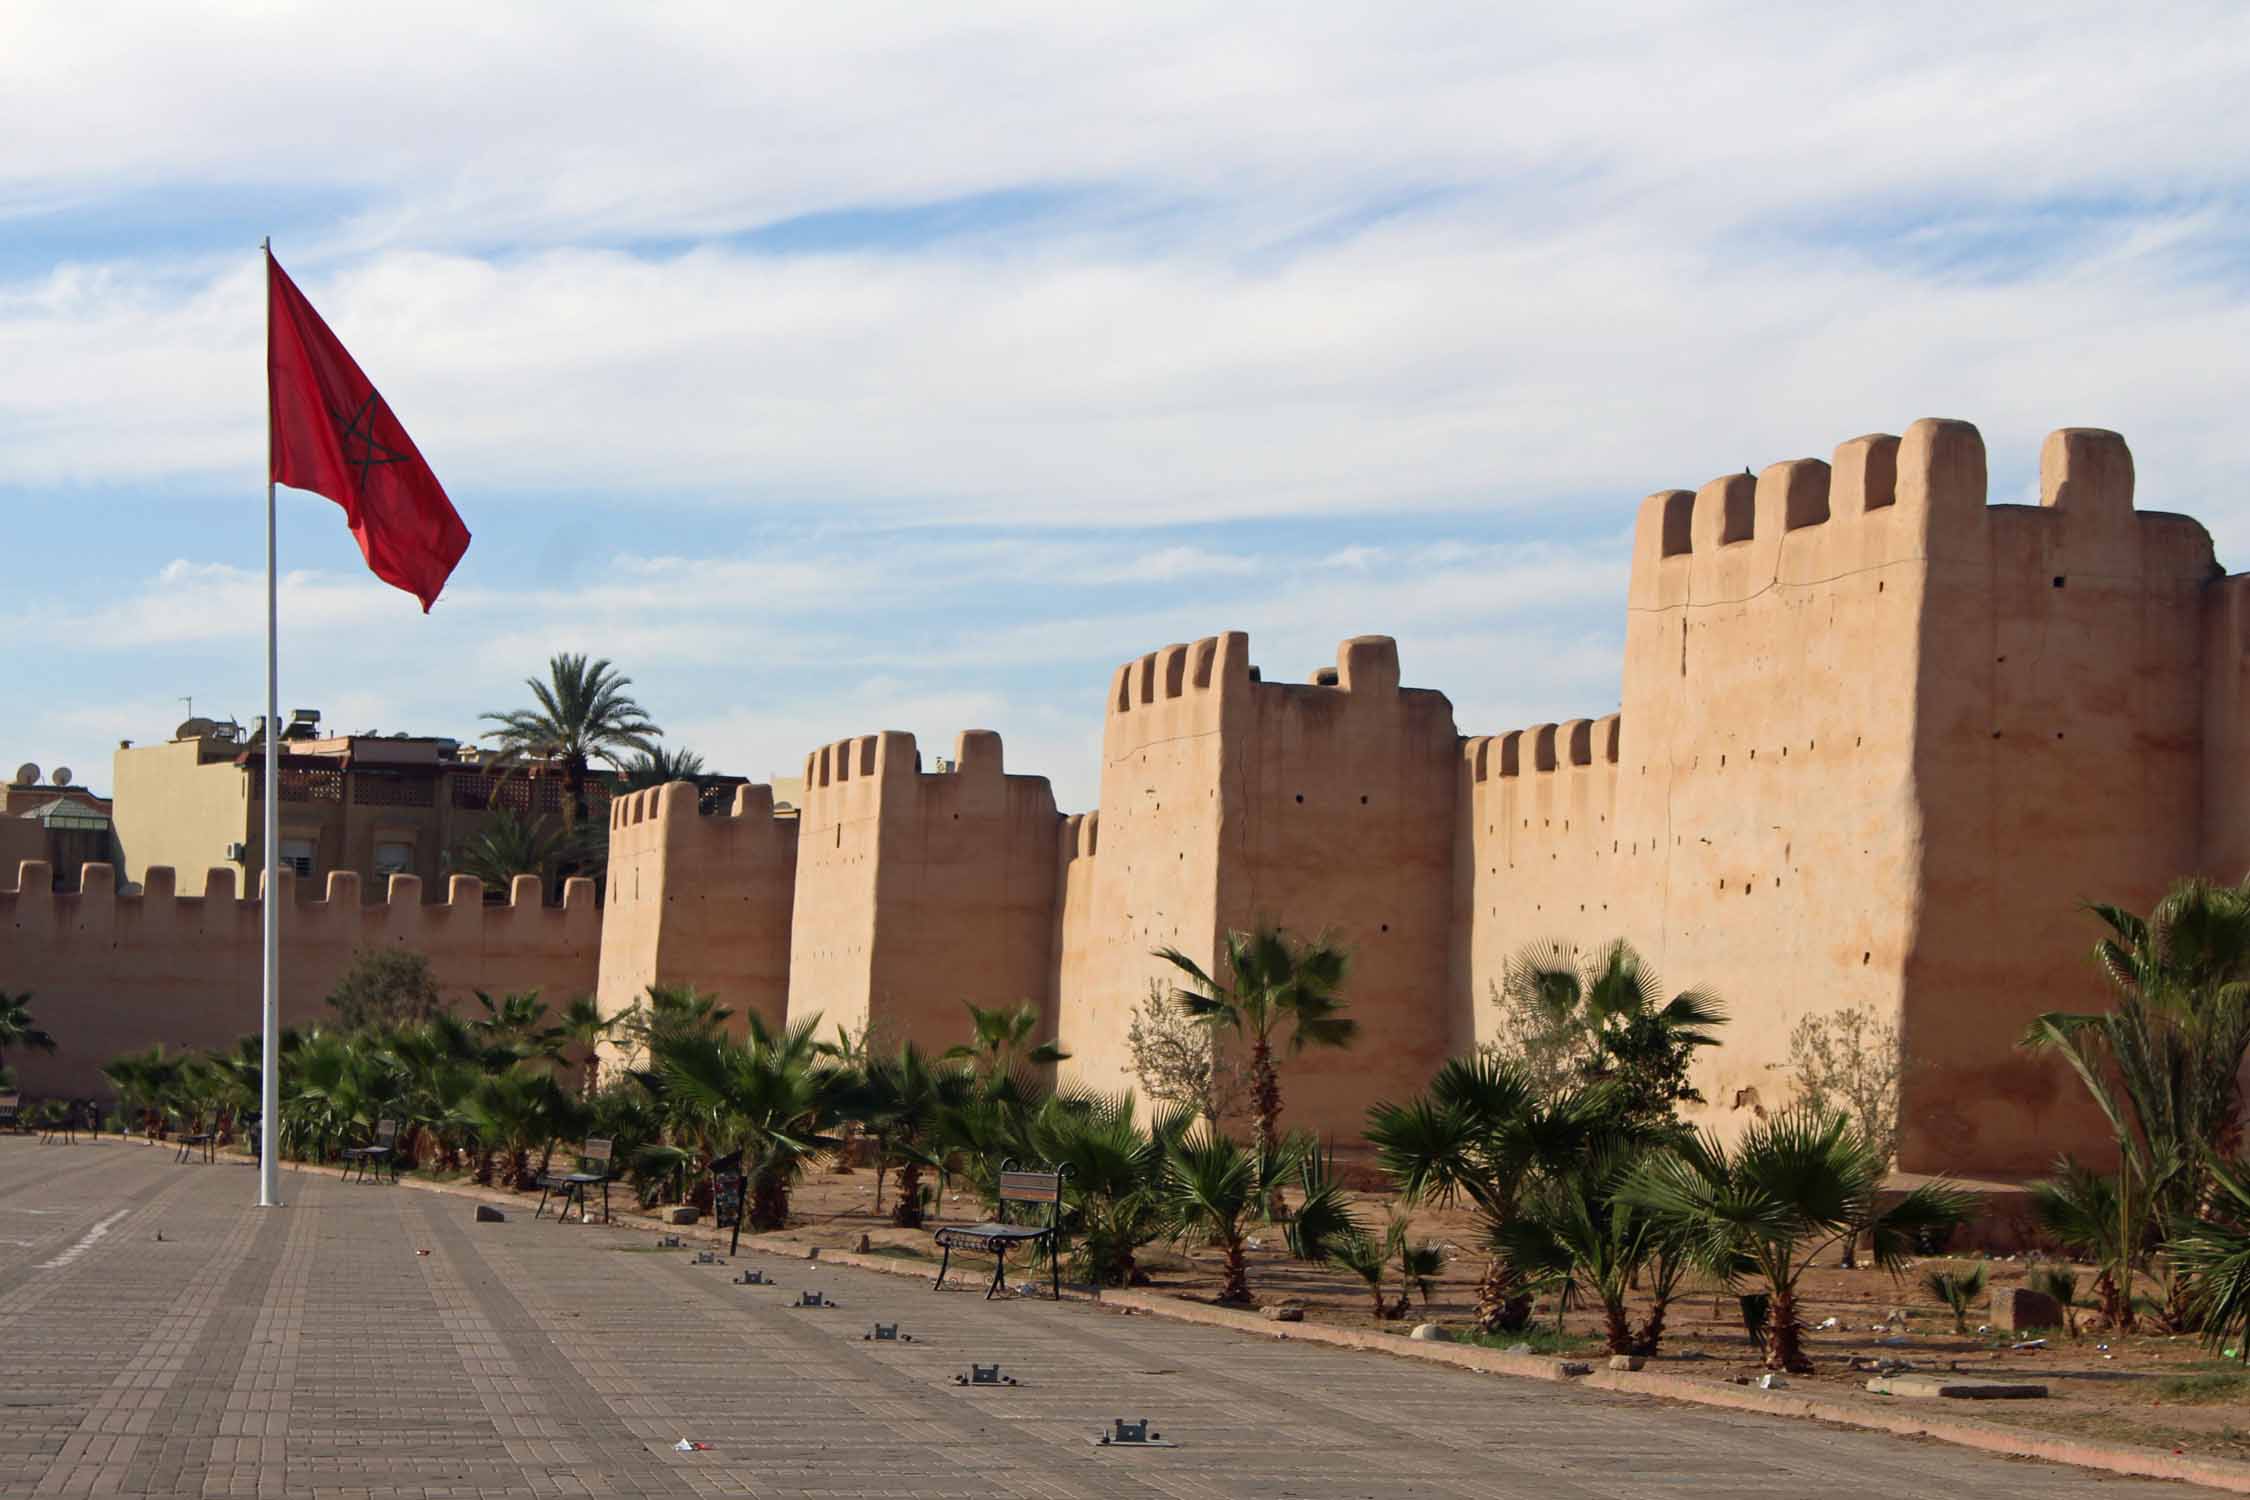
{"left": 933, "top": 1163, "right": 1068, "bottom": 1300}
{"left": 340, "top": 1118, "right": 398, "bottom": 1183}
{"left": 536, "top": 1137, "right": 615, "bottom": 1224}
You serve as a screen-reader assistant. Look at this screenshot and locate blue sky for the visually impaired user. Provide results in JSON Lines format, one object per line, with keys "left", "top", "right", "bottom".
{"left": 8, "top": 2, "right": 2250, "bottom": 810}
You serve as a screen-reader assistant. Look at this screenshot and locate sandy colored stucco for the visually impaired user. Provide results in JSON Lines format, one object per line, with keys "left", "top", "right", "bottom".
{"left": 3, "top": 860, "right": 598, "bottom": 1099}
{"left": 12, "top": 417, "right": 2248, "bottom": 1176}
{"left": 596, "top": 781, "right": 798, "bottom": 1036}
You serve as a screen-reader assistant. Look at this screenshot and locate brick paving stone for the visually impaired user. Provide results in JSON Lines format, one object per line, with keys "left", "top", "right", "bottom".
{"left": 0, "top": 1137, "right": 2213, "bottom": 1497}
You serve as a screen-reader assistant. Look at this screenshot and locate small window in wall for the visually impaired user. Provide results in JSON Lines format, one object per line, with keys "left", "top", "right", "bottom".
{"left": 279, "top": 837, "right": 317, "bottom": 878}
{"left": 374, "top": 840, "right": 414, "bottom": 879}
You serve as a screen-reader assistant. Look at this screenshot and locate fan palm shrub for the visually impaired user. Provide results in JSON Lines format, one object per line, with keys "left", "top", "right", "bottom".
{"left": 2171, "top": 1160, "right": 2250, "bottom": 1362}
{"left": 1036, "top": 1094, "right": 1185, "bottom": 1286}
{"left": 1156, "top": 926, "right": 1357, "bottom": 1156}
{"left": 1498, "top": 939, "right": 1725, "bottom": 1131}
{"left": 1498, "top": 1142, "right": 1694, "bottom": 1356}
{"left": 1160, "top": 1126, "right": 1263, "bottom": 1304}
{"left": 1398, "top": 1236, "right": 1446, "bottom": 1313}
{"left": 654, "top": 1015, "right": 843, "bottom": 1230}
{"left": 465, "top": 1066, "right": 571, "bottom": 1189}
{"left": 2029, "top": 1264, "right": 2082, "bottom": 1338}
{"left": 0, "top": 990, "right": 56, "bottom": 1078}
{"left": 1923, "top": 1263, "right": 1989, "bottom": 1335}
{"left": 945, "top": 999, "right": 1070, "bottom": 1078}
{"left": 2028, "top": 1159, "right": 2138, "bottom": 1330}
{"left": 839, "top": 1041, "right": 977, "bottom": 1226}
{"left": 556, "top": 995, "right": 614, "bottom": 1096}
{"left": 1283, "top": 1139, "right": 1366, "bottom": 1262}
{"left": 1625, "top": 1107, "right": 1975, "bottom": 1372}
{"left": 1368, "top": 1054, "right": 1614, "bottom": 1333}
{"left": 1328, "top": 1225, "right": 1399, "bottom": 1321}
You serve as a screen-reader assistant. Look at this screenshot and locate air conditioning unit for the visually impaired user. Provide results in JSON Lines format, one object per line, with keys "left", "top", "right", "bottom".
{"left": 225, "top": 842, "right": 247, "bottom": 861}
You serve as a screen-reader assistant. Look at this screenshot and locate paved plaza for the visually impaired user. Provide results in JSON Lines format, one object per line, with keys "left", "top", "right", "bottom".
{"left": 0, "top": 1138, "right": 2202, "bottom": 1498}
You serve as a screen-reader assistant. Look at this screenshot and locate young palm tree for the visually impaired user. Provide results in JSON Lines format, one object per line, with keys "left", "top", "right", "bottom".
{"left": 618, "top": 746, "right": 707, "bottom": 791}
{"left": 465, "top": 1067, "right": 571, "bottom": 1189}
{"left": 555, "top": 995, "right": 615, "bottom": 1096}
{"left": 1329, "top": 1229, "right": 1395, "bottom": 1322}
{"left": 452, "top": 809, "right": 574, "bottom": 895}
{"left": 1499, "top": 1145, "right": 1694, "bottom": 1356}
{"left": 1156, "top": 926, "right": 1357, "bottom": 1156}
{"left": 839, "top": 1042, "right": 978, "bottom": 1226}
{"left": 1367, "top": 1053, "right": 1612, "bottom": 1333}
{"left": 2170, "top": 1159, "right": 2250, "bottom": 1362}
{"left": 1035, "top": 1094, "right": 1185, "bottom": 1287}
{"left": 1924, "top": 1263, "right": 1989, "bottom": 1335}
{"left": 2028, "top": 1158, "right": 2139, "bottom": 1330}
{"left": 1502, "top": 938, "right": 1726, "bottom": 1128}
{"left": 943, "top": 1000, "right": 1071, "bottom": 1079}
{"left": 1160, "top": 1125, "right": 1262, "bottom": 1304}
{"left": 613, "top": 983, "right": 733, "bottom": 1070}
{"left": 655, "top": 1015, "right": 843, "bottom": 1231}
{"left": 471, "top": 991, "right": 562, "bottom": 1062}
{"left": 1398, "top": 1236, "right": 1446, "bottom": 1314}
{"left": 1625, "top": 1107, "right": 1975, "bottom": 1373}
{"left": 2023, "top": 877, "right": 2250, "bottom": 1327}
{"left": 481, "top": 652, "right": 662, "bottom": 827}
{"left": 0, "top": 991, "right": 56, "bottom": 1078}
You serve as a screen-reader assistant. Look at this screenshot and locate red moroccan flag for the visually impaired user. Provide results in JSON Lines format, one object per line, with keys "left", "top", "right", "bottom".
{"left": 267, "top": 252, "right": 470, "bottom": 611}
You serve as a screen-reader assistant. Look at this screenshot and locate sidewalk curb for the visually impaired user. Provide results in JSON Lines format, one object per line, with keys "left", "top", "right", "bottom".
{"left": 171, "top": 1146, "right": 2250, "bottom": 1496}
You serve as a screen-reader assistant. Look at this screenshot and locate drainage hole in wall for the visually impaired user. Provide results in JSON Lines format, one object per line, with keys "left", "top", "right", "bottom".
{"left": 2053, "top": 576, "right": 2066, "bottom": 588}
{"left": 1294, "top": 793, "right": 1304, "bottom": 804}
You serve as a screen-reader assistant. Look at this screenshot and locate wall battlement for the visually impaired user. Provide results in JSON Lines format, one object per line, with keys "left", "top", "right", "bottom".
{"left": 786, "top": 730, "right": 1063, "bottom": 1050}
{"left": 597, "top": 780, "right": 799, "bottom": 1036}
{"left": 4, "top": 859, "right": 599, "bottom": 1099}
{"left": 18, "top": 415, "right": 2245, "bottom": 1179}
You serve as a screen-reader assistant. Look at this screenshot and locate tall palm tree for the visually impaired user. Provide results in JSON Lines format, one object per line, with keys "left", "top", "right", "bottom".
{"left": 481, "top": 653, "right": 662, "bottom": 827}
{"left": 0, "top": 991, "right": 56, "bottom": 1079}
{"left": 1502, "top": 938, "right": 1726, "bottom": 1128}
{"left": 1160, "top": 1125, "right": 1263, "bottom": 1304}
{"left": 1624, "top": 1107, "right": 1974, "bottom": 1373}
{"left": 1368, "top": 1053, "right": 1614, "bottom": 1333}
{"left": 944, "top": 1000, "right": 1070, "bottom": 1079}
{"left": 619, "top": 746, "right": 707, "bottom": 791}
{"left": 1156, "top": 926, "right": 1357, "bottom": 1156}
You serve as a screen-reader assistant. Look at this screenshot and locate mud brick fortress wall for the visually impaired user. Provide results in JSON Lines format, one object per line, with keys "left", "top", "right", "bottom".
{"left": 11, "top": 416, "right": 2250, "bottom": 1176}
{"left": 2, "top": 864, "right": 598, "bottom": 1099}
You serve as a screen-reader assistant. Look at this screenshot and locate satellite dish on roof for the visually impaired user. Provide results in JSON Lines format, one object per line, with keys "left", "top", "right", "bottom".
{"left": 13, "top": 763, "right": 37, "bottom": 787}
{"left": 50, "top": 766, "right": 73, "bottom": 787}
{"left": 175, "top": 716, "right": 216, "bottom": 741}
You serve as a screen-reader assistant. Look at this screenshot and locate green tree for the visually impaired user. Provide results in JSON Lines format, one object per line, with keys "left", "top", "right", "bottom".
{"left": 2023, "top": 877, "right": 2250, "bottom": 1328}
{"left": 1497, "top": 939, "right": 1725, "bottom": 1130}
{"left": 1328, "top": 1225, "right": 1398, "bottom": 1322}
{"left": 653, "top": 1015, "right": 842, "bottom": 1231}
{"left": 2028, "top": 1158, "right": 2138, "bottom": 1330}
{"left": 1625, "top": 1107, "right": 1974, "bottom": 1373}
{"left": 1367, "top": 1054, "right": 1612, "bottom": 1333}
{"left": 943, "top": 1000, "right": 1070, "bottom": 1079}
{"left": 618, "top": 746, "right": 708, "bottom": 791}
{"left": 1923, "top": 1263, "right": 1988, "bottom": 1335}
{"left": 325, "top": 947, "right": 444, "bottom": 1031}
{"left": 1156, "top": 926, "right": 1357, "bottom": 1156}
{"left": 839, "top": 1041, "right": 977, "bottom": 1226}
{"left": 1498, "top": 1144, "right": 1695, "bottom": 1355}
{"left": 481, "top": 652, "right": 662, "bottom": 828}
{"left": 1159, "top": 1125, "right": 1264, "bottom": 1304}
{"left": 556, "top": 995, "right": 615, "bottom": 1096}
{"left": 0, "top": 990, "right": 56, "bottom": 1079}
{"left": 451, "top": 808, "right": 575, "bottom": 895}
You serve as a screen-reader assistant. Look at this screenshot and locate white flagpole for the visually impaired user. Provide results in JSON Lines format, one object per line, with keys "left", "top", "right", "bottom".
{"left": 259, "top": 237, "right": 283, "bottom": 1209}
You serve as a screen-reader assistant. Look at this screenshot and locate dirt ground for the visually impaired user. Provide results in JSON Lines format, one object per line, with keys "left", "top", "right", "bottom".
{"left": 733, "top": 1166, "right": 2250, "bottom": 1462}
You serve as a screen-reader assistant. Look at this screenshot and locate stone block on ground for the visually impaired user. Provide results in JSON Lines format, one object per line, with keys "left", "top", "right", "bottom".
{"left": 1988, "top": 1285, "right": 2062, "bottom": 1332}
{"left": 1607, "top": 1354, "right": 1644, "bottom": 1370}
{"left": 1867, "top": 1374, "right": 2048, "bottom": 1400}
{"left": 475, "top": 1204, "right": 505, "bottom": 1223}
{"left": 1263, "top": 1302, "right": 1305, "bottom": 1322}
{"left": 664, "top": 1206, "right": 699, "bottom": 1225}
{"left": 1409, "top": 1322, "right": 1449, "bottom": 1341}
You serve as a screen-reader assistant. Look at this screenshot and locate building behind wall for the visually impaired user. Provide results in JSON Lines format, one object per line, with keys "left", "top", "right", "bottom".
{"left": 110, "top": 715, "right": 610, "bottom": 901}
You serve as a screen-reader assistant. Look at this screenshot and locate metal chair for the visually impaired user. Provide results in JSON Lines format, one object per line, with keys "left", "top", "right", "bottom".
{"left": 340, "top": 1118, "right": 399, "bottom": 1183}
